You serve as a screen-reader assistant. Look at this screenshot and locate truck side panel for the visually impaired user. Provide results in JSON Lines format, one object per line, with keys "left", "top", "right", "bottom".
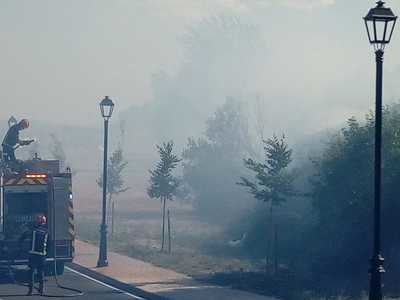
{"left": 52, "top": 176, "right": 74, "bottom": 259}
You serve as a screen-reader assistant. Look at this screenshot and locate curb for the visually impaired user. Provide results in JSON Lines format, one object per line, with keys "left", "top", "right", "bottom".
{"left": 67, "top": 262, "right": 168, "bottom": 300}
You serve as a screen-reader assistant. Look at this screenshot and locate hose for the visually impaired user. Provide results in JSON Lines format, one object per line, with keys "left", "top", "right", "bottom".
{"left": 41, "top": 174, "right": 84, "bottom": 298}
{"left": 0, "top": 248, "right": 84, "bottom": 298}
{"left": 40, "top": 267, "right": 84, "bottom": 298}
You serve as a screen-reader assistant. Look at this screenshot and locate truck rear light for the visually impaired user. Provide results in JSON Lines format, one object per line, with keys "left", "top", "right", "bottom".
{"left": 25, "top": 174, "right": 47, "bottom": 179}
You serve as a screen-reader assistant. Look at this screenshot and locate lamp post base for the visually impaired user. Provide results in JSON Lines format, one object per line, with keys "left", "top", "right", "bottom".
{"left": 369, "top": 255, "right": 385, "bottom": 300}
{"left": 97, "top": 223, "right": 108, "bottom": 268}
{"left": 96, "top": 260, "right": 109, "bottom": 268}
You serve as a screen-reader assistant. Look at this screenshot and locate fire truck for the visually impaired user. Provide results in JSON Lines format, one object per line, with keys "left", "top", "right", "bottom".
{"left": 0, "top": 159, "right": 75, "bottom": 275}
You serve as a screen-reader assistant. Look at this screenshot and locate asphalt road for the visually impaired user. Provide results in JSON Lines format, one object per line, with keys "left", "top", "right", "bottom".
{"left": 0, "top": 265, "right": 160, "bottom": 300}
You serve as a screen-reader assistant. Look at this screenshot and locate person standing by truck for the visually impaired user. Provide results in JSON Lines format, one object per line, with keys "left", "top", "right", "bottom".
{"left": 20, "top": 214, "right": 49, "bottom": 296}
{"left": 2, "top": 118, "right": 33, "bottom": 162}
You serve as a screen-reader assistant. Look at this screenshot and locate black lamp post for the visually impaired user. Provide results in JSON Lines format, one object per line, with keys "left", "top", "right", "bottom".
{"left": 364, "top": 2, "right": 397, "bottom": 299}
{"left": 97, "top": 96, "right": 115, "bottom": 268}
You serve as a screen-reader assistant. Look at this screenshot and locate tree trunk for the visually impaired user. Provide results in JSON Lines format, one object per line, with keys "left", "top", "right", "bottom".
{"left": 161, "top": 197, "right": 166, "bottom": 251}
{"left": 274, "top": 224, "right": 278, "bottom": 275}
{"left": 167, "top": 209, "right": 171, "bottom": 254}
{"left": 266, "top": 202, "right": 274, "bottom": 273}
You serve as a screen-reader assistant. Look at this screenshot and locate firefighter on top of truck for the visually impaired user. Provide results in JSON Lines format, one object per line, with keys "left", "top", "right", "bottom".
{"left": 2, "top": 118, "right": 34, "bottom": 162}
{"left": 19, "top": 214, "right": 49, "bottom": 296}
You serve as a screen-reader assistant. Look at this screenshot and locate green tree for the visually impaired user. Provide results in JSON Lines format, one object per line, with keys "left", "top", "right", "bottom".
{"left": 238, "top": 134, "right": 294, "bottom": 270}
{"left": 181, "top": 97, "right": 253, "bottom": 222}
{"left": 309, "top": 104, "right": 400, "bottom": 293}
{"left": 97, "top": 147, "right": 129, "bottom": 235}
{"left": 148, "top": 141, "right": 181, "bottom": 251}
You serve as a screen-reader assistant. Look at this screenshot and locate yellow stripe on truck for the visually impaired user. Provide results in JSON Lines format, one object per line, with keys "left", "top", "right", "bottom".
{"left": 5, "top": 178, "right": 48, "bottom": 185}
{"left": 5, "top": 179, "right": 16, "bottom": 185}
{"left": 17, "top": 178, "right": 27, "bottom": 185}
{"left": 68, "top": 190, "right": 75, "bottom": 240}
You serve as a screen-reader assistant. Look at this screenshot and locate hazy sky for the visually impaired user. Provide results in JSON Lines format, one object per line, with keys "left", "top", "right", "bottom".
{"left": 1, "top": 0, "right": 400, "bottom": 129}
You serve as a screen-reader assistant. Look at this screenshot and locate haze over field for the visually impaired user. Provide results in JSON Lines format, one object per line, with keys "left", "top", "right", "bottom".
{"left": 0, "top": 0, "right": 399, "bottom": 133}
{"left": 1, "top": 0, "right": 399, "bottom": 212}
{"left": 3, "top": 2, "right": 400, "bottom": 298}
{"left": 1, "top": 0, "right": 399, "bottom": 215}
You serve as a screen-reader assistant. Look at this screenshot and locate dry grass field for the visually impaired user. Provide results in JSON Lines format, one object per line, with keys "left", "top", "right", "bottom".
{"left": 75, "top": 192, "right": 261, "bottom": 277}
{"left": 73, "top": 172, "right": 400, "bottom": 300}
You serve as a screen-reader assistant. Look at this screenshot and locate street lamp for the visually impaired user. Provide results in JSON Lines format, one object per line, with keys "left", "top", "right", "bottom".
{"left": 364, "top": 2, "right": 397, "bottom": 299}
{"left": 97, "top": 96, "right": 115, "bottom": 267}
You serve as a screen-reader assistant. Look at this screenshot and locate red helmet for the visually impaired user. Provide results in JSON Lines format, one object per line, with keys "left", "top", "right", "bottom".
{"left": 36, "top": 215, "right": 47, "bottom": 225}
{"left": 19, "top": 119, "right": 29, "bottom": 129}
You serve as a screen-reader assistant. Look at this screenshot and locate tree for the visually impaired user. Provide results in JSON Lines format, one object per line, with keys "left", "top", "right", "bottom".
{"left": 149, "top": 16, "right": 266, "bottom": 144}
{"left": 181, "top": 98, "right": 253, "bottom": 222}
{"left": 147, "top": 141, "right": 181, "bottom": 252}
{"left": 306, "top": 103, "right": 400, "bottom": 294}
{"left": 238, "top": 134, "right": 294, "bottom": 271}
{"left": 97, "top": 147, "right": 129, "bottom": 236}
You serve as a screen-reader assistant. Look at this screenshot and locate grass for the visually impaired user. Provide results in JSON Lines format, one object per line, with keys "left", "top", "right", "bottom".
{"left": 76, "top": 212, "right": 261, "bottom": 277}
{"left": 75, "top": 210, "right": 400, "bottom": 300}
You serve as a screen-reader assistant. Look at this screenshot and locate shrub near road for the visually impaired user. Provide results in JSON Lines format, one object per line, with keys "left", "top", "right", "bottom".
{"left": 310, "top": 103, "right": 400, "bottom": 295}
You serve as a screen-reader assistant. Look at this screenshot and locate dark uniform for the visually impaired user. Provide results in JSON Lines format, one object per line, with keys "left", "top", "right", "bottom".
{"left": 2, "top": 124, "right": 20, "bottom": 161}
{"left": 20, "top": 224, "right": 49, "bottom": 295}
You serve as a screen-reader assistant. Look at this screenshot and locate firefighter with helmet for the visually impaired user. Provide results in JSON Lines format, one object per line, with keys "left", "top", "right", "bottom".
{"left": 20, "top": 214, "right": 49, "bottom": 296}
{"left": 2, "top": 118, "right": 34, "bottom": 162}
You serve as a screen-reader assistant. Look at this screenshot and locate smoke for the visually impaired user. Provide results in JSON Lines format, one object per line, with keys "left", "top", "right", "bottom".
{"left": 279, "top": 0, "right": 335, "bottom": 10}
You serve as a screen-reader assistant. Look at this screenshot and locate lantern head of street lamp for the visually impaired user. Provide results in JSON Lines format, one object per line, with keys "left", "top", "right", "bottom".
{"left": 364, "top": 1, "right": 397, "bottom": 51}
{"left": 100, "top": 96, "right": 115, "bottom": 120}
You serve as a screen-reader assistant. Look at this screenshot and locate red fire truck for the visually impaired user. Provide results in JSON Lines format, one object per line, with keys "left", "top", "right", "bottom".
{"left": 0, "top": 159, "right": 75, "bottom": 275}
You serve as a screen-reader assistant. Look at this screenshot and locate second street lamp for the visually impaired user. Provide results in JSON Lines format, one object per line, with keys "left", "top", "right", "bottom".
{"left": 363, "top": 1, "right": 397, "bottom": 300}
{"left": 97, "top": 96, "right": 115, "bottom": 268}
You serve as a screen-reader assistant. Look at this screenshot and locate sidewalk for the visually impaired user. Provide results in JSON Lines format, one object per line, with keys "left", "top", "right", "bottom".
{"left": 74, "top": 240, "right": 278, "bottom": 300}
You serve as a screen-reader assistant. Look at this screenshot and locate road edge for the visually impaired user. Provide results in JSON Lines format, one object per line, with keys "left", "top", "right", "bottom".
{"left": 67, "top": 262, "right": 168, "bottom": 300}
